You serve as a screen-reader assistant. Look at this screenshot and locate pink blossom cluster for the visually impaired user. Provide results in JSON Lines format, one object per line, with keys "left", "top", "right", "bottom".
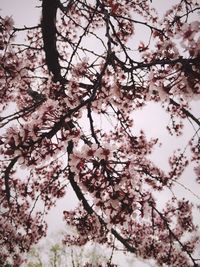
{"left": 0, "top": 0, "right": 200, "bottom": 266}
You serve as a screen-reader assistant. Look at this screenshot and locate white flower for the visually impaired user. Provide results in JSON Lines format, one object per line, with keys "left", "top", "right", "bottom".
{"left": 110, "top": 199, "right": 119, "bottom": 209}
{"left": 69, "top": 153, "right": 81, "bottom": 172}
{"left": 14, "top": 149, "right": 22, "bottom": 157}
{"left": 4, "top": 16, "right": 14, "bottom": 31}
{"left": 143, "top": 202, "right": 151, "bottom": 219}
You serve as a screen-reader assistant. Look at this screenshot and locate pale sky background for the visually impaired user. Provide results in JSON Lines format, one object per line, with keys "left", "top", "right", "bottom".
{"left": 0, "top": 0, "right": 200, "bottom": 266}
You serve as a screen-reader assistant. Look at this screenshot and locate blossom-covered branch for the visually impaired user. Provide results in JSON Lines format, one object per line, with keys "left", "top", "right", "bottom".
{"left": 0, "top": 0, "right": 200, "bottom": 266}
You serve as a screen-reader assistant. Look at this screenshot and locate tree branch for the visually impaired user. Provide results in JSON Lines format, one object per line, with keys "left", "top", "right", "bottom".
{"left": 170, "top": 98, "right": 200, "bottom": 127}
{"left": 67, "top": 140, "right": 136, "bottom": 254}
{"left": 41, "top": 0, "right": 65, "bottom": 83}
{"left": 4, "top": 157, "right": 19, "bottom": 205}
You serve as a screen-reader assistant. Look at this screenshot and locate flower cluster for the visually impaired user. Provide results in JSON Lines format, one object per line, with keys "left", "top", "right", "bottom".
{"left": 0, "top": 0, "right": 200, "bottom": 265}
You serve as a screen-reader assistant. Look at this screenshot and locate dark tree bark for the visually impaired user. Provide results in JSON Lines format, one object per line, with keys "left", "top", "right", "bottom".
{"left": 42, "top": 0, "right": 64, "bottom": 83}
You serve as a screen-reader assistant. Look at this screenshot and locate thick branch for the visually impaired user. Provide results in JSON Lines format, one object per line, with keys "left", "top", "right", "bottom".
{"left": 41, "top": 0, "right": 65, "bottom": 83}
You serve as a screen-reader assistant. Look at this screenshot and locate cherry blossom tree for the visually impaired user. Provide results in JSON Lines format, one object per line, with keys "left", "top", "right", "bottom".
{"left": 0, "top": 0, "right": 200, "bottom": 266}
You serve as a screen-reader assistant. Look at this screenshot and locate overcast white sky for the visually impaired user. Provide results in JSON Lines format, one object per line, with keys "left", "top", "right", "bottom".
{"left": 0, "top": 1, "right": 199, "bottom": 266}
